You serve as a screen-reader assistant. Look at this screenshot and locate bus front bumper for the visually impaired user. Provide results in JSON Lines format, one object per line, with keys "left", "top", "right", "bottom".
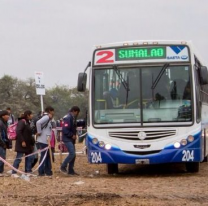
{"left": 86, "top": 134, "right": 202, "bottom": 164}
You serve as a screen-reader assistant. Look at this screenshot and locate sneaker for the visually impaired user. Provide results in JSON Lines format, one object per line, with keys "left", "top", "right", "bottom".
{"left": 20, "top": 174, "right": 30, "bottom": 181}
{"left": 60, "top": 167, "right": 67, "bottom": 175}
{"left": 7, "top": 170, "right": 12, "bottom": 174}
{"left": 11, "top": 174, "right": 20, "bottom": 178}
{"left": 38, "top": 174, "right": 45, "bottom": 177}
{"left": 68, "top": 172, "right": 79, "bottom": 176}
{"left": 45, "top": 175, "right": 52, "bottom": 179}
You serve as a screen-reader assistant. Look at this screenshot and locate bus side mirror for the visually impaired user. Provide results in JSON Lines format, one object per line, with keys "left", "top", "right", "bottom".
{"left": 77, "top": 73, "right": 87, "bottom": 92}
{"left": 200, "top": 66, "right": 208, "bottom": 85}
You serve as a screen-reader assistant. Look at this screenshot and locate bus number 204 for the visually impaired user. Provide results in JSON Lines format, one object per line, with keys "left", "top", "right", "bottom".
{"left": 91, "top": 152, "right": 102, "bottom": 163}
{"left": 182, "top": 150, "right": 194, "bottom": 161}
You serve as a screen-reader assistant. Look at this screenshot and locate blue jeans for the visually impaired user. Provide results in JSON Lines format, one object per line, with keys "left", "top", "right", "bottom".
{"left": 36, "top": 142, "right": 52, "bottom": 176}
{"left": 12, "top": 152, "right": 34, "bottom": 174}
{"left": 0, "top": 146, "right": 6, "bottom": 173}
{"left": 61, "top": 141, "right": 76, "bottom": 174}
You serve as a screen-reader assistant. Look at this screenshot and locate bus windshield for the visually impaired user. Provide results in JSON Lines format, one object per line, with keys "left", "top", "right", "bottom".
{"left": 93, "top": 65, "right": 192, "bottom": 124}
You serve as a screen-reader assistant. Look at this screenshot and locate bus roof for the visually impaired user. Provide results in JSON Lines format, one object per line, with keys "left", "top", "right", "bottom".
{"left": 93, "top": 40, "right": 193, "bottom": 49}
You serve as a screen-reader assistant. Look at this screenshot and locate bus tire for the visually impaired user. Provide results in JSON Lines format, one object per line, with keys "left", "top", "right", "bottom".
{"left": 107, "top": 164, "right": 118, "bottom": 174}
{"left": 203, "top": 155, "right": 208, "bottom": 162}
{"left": 186, "top": 162, "right": 199, "bottom": 173}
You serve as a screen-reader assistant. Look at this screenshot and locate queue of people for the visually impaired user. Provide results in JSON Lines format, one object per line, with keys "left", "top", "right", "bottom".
{"left": 0, "top": 105, "right": 81, "bottom": 178}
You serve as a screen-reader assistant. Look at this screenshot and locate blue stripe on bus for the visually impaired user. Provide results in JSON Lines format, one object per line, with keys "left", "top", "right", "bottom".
{"left": 86, "top": 131, "right": 202, "bottom": 164}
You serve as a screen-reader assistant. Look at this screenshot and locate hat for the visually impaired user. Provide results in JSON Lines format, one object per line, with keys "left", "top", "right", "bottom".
{"left": 0, "top": 110, "right": 9, "bottom": 117}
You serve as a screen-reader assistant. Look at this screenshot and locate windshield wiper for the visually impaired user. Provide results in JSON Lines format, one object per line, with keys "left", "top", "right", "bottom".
{"left": 151, "top": 63, "right": 169, "bottom": 90}
{"left": 113, "top": 65, "right": 130, "bottom": 105}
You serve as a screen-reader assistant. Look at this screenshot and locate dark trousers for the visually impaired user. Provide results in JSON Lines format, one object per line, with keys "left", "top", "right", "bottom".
{"left": 0, "top": 146, "right": 6, "bottom": 173}
{"left": 61, "top": 141, "right": 76, "bottom": 174}
{"left": 36, "top": 142, "right": 52, "bottom": 176}
{"left": 31, "top": 143, "right": 38, "bottom": 168}
{"left": 12, "top": 152, "right": 34, "bottom": 174}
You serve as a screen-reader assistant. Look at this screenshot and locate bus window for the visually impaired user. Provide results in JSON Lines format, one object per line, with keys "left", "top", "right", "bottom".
{"left": 142, "top": 65, "right": 192, "bottom": 122}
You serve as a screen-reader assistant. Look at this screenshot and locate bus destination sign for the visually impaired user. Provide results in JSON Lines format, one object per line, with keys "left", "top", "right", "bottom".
{"left": 93, "top": 45, "right": 189, "bottom": 65}
{"left": 116, "top": 47, "right": 166, "bottom": 61}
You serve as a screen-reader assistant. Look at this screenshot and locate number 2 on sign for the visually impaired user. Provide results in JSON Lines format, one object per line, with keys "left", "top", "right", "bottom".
{"left": 96, "top": 51, "right": 114, "bottom": 63}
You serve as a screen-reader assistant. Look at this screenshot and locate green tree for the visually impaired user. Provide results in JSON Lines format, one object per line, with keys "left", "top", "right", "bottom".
{"left": 44, "top": 85, "right": 88, "bottom": 119}
{"left": 0, "top": 75, "right": 39, "bottom": 117}
{"left": 0, "top": 75, "right": 88, "bottom": 120}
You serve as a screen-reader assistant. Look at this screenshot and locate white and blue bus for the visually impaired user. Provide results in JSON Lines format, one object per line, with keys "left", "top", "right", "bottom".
{"left": 77, "top": 40, "right": 208, "bottom": 174}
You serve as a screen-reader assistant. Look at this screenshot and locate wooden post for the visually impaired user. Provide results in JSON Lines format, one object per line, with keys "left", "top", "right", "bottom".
{"left": 60, "top": 148, "right": 63, "bottom": 166}
{"left": 59, "top": 131, "right": 63, "bottom": 166}
{"left": 47, "top": 136, "right": 55, "bottom": 176}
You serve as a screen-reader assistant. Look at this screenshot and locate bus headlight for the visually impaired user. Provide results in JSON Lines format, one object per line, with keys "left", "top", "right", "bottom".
{"left": 92, "top": 138, "right": 98, "bottom": 144}
{"left": 187, "top": 135, "right": 194, "bottom": 142}
{"left": 105, "top": 144, "right": 112, "bottom": 150}
{"left": 174, "top": 142, "right": 181, "bottom": 148}
{"left": 98, "top": 141, "right": 105, "bottom": 148}
{"left": 181, "top": 139, "right": 187, "bottom": 146}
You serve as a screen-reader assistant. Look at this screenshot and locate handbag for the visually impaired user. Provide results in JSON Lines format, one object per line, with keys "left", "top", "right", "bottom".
{"left": 58, "top": 142, "right": 68, "bottom": 153}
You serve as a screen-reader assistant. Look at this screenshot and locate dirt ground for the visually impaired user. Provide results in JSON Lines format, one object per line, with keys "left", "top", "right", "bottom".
{"left": 0, "top": 143, "right": 208, "bottom": 206}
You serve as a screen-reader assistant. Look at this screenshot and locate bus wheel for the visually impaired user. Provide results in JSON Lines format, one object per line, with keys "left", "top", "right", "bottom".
{"left": 186, "top": 162, "right": 199, "bottom": 173}
{"left": 203, "top": 155, "right": 208, "bottom": 162}
{"left": 107, "top": 164, "right": 118, "bottom": 174}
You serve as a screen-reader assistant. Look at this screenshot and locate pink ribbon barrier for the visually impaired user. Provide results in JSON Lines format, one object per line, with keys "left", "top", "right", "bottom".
{"left": 0, "top": 147, "right": 49, "bottom": 176}
{"left": 8, "top": 146, "right": 49, "bottom": 161}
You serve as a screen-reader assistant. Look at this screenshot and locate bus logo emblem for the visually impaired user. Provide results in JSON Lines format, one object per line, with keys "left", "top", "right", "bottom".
{"left": 137, "top": 132, "right": 146, "bottom": 140}
{"left": 170, "top": 46, "right": 185, "bottom": 54}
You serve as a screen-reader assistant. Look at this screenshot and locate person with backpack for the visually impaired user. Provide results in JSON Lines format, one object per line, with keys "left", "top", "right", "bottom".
{"left": 60, "top": 106, "right": 80, "bottom": 176}
{"left": 11, "top": 110, "right": 35, "bottom": 178}
{"left": 6, "top": 107, "right": 15, "bottom": 126}
{"left": 36, "top": 106, "right": 55, "bottom": 176}
{"left": 0, "top": 110, "right": 10, "bottom": 177}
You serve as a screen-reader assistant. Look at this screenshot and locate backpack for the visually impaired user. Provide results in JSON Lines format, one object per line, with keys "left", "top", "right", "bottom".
{"left": 30, "top": 115, "right": 41, "bottom": 135}
{"left": 7, "top": 120, "right": 26, "bottom": 141}
{"left": 30, "top": 114, "right": 50, "bottom": 135}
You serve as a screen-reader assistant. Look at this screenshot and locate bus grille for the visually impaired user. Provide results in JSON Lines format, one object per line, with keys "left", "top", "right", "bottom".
{"left": 123, "top": 150, "right": 161, "bottom": 155}
{"left": 108, "top": 129, "right": 176, "bottom": 141}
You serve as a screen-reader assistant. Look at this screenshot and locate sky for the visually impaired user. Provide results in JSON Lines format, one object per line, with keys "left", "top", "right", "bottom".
{"left": 0, "top": 0, "right": 208, "bottom": 89}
